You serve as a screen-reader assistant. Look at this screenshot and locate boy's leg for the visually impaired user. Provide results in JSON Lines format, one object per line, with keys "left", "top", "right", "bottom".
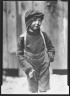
{"left": 27, "top": 74, "right": 38, "bottom": 93}
{"left": 38, "top": 63, "right": 50, "bottom": 92}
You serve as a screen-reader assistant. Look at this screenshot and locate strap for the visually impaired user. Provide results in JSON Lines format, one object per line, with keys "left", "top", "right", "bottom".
{"left": 20, "top": 31, "right": 47, "bottom": 51}
{"left": 20, "top": 32, "right": 26, "bottom": 47}
{"left": 40, "top": 31, "right": 47, "bottom": 51}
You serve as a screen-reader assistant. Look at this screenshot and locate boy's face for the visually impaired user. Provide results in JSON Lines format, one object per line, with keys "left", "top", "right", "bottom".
{"left": 29, "top": 18, "right": 42, "bottom": 31}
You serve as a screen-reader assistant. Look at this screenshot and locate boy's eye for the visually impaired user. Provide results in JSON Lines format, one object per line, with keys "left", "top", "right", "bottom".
{"left": 34, "top": 19, "right": 37, "bottom": 21}
{"left": 34, "top": 19, "right": 41, "bottom": 22}
{"left": 38, "top": 19, "right": 41, "bottom": 22}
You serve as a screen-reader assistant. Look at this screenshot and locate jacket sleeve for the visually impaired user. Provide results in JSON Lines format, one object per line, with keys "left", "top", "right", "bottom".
{"left": 16, "top": 36, "right": 33, "bottom": 75}
{"left": 43, "top": 32, "right": 55, "bottom": 62}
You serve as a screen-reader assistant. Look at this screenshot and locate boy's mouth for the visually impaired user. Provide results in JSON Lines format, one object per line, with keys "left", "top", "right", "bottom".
{"left": 35, "top": 25, "right": 39, "bottom": 27}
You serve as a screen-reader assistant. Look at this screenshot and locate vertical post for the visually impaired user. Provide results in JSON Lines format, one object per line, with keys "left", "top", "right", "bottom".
{"left": 5, "top": 1, "right": 9, "bottom": 68}
{"left": 16, "top": 1, "right": 23, "bottom": 76}
{"left": 16, "top": 1, "right": 22, "bottom": 39}
{"left": 16, "top": 1, "right": 18, "bottom": 39}
{"left": 32, "top": 1, "right": 34, "bottom": 9}
{"left": 15, "top": 1, "right": 19, "bottom": 75}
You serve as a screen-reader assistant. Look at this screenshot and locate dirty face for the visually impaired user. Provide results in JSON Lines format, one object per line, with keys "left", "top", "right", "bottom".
{"left": 29, "top": 18, "right": 42, "bottom": 31}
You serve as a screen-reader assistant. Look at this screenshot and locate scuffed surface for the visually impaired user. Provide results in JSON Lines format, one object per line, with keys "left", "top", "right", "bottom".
{"left": 1, "top": 74, "right": 69, "bottom": 94}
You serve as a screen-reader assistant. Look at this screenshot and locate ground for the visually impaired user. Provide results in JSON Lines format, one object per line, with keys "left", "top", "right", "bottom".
{"left": 1, "top": 74, "right": 69, "bottom": 94}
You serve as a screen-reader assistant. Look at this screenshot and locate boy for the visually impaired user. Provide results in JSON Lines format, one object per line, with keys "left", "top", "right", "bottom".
{"left": 17, "top": 9, "right": 55, "bottom": 93}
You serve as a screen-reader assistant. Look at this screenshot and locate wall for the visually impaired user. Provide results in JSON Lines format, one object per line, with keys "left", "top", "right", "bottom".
{"left": 3, "top": 1, "right": 68, "bottom": 76}
{"left": 3, "top": 1, "right": 18, "bottom": 69}
{"left": 3, "top": 10, "right": 8, "bottom": 68}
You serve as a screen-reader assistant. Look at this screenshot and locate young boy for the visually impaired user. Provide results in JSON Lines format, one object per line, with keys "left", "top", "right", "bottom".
{"left": 17, "top": 9, "right": 55, "bottom": 93}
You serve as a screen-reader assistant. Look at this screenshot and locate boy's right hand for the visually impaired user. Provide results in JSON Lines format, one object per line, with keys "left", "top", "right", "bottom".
{"left": 29, "top": 69, "right": 35, "bottom": 78}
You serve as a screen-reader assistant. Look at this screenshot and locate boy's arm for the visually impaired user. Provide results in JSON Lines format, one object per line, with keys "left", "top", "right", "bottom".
{"left": 43, "top": 32, "right": 55, "bottom": 62}
{"left": 16, "top": 36, "right": 34, "bottom": 75}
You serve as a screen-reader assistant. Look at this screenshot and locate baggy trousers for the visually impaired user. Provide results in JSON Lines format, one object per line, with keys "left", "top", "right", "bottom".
{"left": 24, "top": 49, "right": 50, "bottom": 92}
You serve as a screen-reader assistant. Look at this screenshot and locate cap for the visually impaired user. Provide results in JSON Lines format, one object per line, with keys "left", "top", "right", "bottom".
{"left": 25, "top": 9, "right": 44, "bottom": 29}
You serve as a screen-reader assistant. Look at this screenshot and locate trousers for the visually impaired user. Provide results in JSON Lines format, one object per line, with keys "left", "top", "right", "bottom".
{"left": 24, "top": 49, "right": 50, "bottom": 93}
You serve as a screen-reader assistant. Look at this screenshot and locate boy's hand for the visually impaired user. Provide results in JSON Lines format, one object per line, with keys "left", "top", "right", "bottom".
{"left": 29, "top": 69, "right": 35, "bottom": 78}
{"left": 48, "top": 52, "right": 54, "bottom": 62}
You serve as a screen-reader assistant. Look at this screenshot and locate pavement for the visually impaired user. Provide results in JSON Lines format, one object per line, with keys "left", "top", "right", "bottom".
{"left": 1, "top": 74, "right": 69, "bottom": 94}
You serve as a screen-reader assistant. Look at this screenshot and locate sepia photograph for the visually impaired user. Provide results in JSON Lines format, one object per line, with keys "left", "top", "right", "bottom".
{"left": 1, "top": 0, "right": 69, "bottom": 94}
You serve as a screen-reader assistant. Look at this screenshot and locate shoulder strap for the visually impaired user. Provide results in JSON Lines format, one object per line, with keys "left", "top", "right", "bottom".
{"left": 40, "top": 31, "right": 47, "bottom": 51}
{"left": 20, "top": 32, "right": 26, "bottom": 47}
